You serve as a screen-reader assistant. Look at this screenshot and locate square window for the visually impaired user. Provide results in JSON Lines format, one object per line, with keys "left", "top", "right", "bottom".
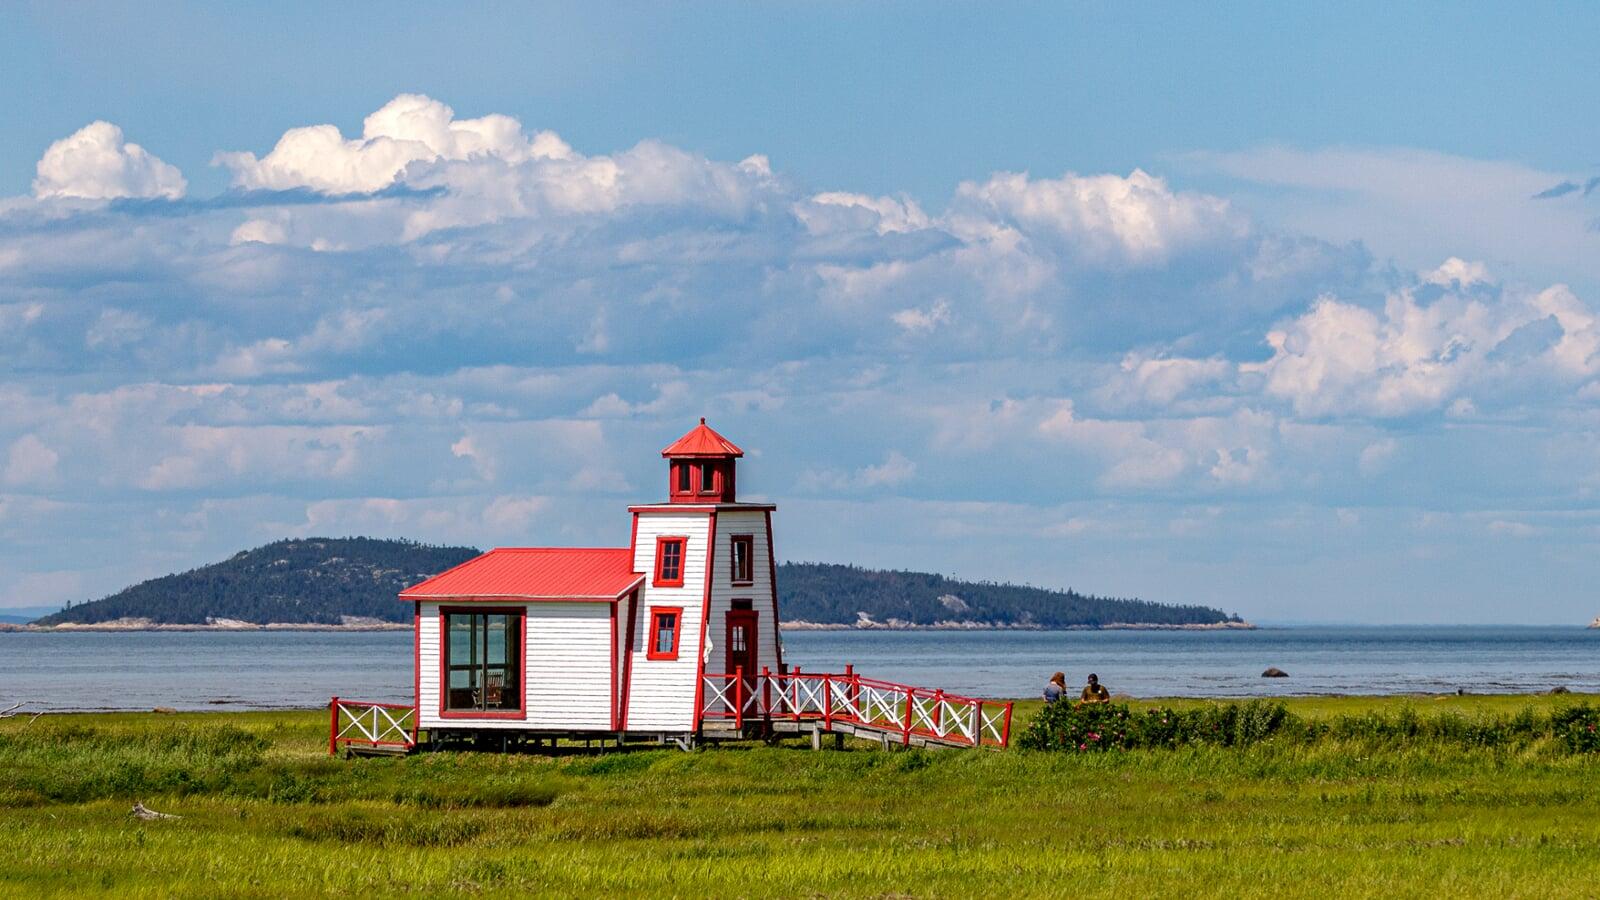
{"left": 647, "top": 607, "right": 683, "bottom": 660}
{"left": 730, "top": 534, "right": 754, "bottom": 584}
{"left": 654, "top": 537, "right": 686, "bottom": 587}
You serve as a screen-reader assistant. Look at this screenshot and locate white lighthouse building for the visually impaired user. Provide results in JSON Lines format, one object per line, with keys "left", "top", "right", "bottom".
{"left": 398, "top": 419, "right": 781, "bottom": 743}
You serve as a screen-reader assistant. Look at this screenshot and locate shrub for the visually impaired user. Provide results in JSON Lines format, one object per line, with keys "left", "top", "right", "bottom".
{"left": 1019, "top": 700, "right": 1600, "bottom": 755}
{"left": 1552, "top": 703, "right": 1600, "bottom": 754}
{"left": 1017, "top": 700, "right": 1297, "bottom": 752}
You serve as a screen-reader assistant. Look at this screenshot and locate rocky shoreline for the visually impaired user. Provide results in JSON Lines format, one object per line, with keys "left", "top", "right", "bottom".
{"left": 0, "top": 616, "right": 409, "bottom": 633}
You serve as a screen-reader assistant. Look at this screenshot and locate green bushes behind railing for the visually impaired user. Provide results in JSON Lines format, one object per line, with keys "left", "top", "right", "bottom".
{"left": 1017, "top": 699, "right": 1600, "bottom": 754}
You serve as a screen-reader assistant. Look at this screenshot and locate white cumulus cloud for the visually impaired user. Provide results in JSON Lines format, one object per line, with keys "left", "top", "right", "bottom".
{"left": 215, "top": 93, "right": 572, "bottom": 194}
{"left": 950, "top": 168, "right": 1245, "bottom": 267}
{"left": 4, "top": 434, "right": 59, "bottom": 486}
{"left": 33, "top": 121, "right": 186, "bottom": 200}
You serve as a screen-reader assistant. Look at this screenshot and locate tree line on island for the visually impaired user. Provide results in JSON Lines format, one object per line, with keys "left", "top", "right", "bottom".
{"left": 31, "top": 537, "right": 1241, "bottom": 628}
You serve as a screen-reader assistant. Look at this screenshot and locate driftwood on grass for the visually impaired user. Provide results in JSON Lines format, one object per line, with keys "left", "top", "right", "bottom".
{"left": 0, "top": 701, "right": 44, "bottom": 725}
{"left": 131, "top": 802, "right": 180, "bottom": 821}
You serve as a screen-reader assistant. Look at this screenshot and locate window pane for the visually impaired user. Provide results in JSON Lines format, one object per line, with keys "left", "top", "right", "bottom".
{"left": 654, "top": 612, "right": 676, "bottom": 654}
{"left": 732, "top": 536, "right": 752, "bottom": 581}
{"left": 659, "top": 540, "right": 682, "bottom": 582}
{"left": 677, "top": 463, "right": 690, "bottom": 492}
{"left": 699, "top": 463, "right": 715, "bottom": 492}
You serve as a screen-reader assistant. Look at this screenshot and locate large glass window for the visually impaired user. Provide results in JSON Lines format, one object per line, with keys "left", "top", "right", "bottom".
{"left": 443, "top": 610, "right": 522, "bottom": 713}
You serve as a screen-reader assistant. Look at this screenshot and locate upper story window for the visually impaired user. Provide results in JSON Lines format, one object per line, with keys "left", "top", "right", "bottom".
{"left": 730, "top": 534, "right": 754, "bottom": 584}
{"left": 647, "top": 607, "right": 683, "bottom": 659}
{"left": 654, "top": 536, "right": 686, "bottom": 587}
{"left": 698, "top": 462, "right": 718, "bottom": 494}
{"left": 677, "top": 463, "right": 691, "bottom": 494}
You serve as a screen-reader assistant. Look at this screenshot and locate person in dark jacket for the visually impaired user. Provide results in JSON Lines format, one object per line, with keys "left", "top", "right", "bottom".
{"left": 1044, "top": 671, "right": 1068, "bottom": 704}
{"left": 1080, "top": 673, "right": 1111, "bottom": 704}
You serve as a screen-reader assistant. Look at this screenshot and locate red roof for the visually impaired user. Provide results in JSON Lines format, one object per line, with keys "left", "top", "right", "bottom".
{"left": 400, "top": 548, "right": 641, "bottom": 601}
{"left": 661, "top": 418, "right": 744, "bottom": 458}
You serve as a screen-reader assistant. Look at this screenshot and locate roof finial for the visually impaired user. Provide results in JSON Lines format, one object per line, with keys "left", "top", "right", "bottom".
{"left": 700, "top": 416, "right": 706, "bottom": 425}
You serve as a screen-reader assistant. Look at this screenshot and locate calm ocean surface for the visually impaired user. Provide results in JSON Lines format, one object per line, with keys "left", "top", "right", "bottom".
{"left": 1, "top": 626, "right": 1596, "bottom": 711}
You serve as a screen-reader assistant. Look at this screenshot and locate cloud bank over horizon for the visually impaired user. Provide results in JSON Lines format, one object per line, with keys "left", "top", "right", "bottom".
{"left": 3, "top": 94, "right": 1598, "bottom": 624}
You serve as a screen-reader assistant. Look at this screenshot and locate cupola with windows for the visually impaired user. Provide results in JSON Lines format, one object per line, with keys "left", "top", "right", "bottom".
{"left": 661, "top": 417, "right": 742, "bottom": 503}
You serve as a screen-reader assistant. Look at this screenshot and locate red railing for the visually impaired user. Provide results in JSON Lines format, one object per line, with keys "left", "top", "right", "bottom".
{"left": 328, "top": 696, "right": 418, "bottom": 755}
{"left": 699, "top": 667, "right": 1013, "bottom": 748}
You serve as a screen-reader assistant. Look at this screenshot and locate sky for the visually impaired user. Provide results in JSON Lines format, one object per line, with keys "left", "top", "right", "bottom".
{"left": 2, "top": 2, "right": 1599, "bottom": 624}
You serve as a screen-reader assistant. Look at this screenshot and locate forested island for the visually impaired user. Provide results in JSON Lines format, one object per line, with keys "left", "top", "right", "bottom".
{"left": 24, "top": 537, "right": 1244, "bottom": 630}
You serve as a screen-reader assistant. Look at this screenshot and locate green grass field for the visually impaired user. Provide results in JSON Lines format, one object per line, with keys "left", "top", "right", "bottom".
{"left": 3, "top": 695, "right": 1599, "bottom": 897}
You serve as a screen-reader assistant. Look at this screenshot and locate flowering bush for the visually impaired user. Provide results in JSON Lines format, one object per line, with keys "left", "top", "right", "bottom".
{"left": 1016, "top": 700, "right": 1295, "bottom": 752}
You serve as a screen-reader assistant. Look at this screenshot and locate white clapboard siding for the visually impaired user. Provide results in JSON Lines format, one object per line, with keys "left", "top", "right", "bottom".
{"left": 417, "top": 600, "right": 614, "bottom": 731}
{"left": 624, "top": 511, "right": 712, "bottom": 731}
{"left": 703, "top": 509, "right": 782, "bottom": 679}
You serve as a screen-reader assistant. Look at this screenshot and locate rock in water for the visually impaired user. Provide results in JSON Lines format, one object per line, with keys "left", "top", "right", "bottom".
{"left": 1589, "top": 616, "right": 1600, "bottom": 629}
{"left": 1261, "top": 667, "right": 1288, "bottom": 678}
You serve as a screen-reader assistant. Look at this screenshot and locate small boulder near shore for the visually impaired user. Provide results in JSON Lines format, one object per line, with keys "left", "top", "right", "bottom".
{"left": 1261, "top": 667, "right": 1289, "bottom": 678}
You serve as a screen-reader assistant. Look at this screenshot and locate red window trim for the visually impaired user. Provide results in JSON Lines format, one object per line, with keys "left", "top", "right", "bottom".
{"left": 437, "top": 605, "right": 529, "bottom": 720}
{"left": 653, "top": 536, "right": 687, "bottom": 587}
{"left": 730, "top": 533, "right": 755, "bottom": 585}
{"left": 646, "top": 606, "right": 684, "bottom": 660}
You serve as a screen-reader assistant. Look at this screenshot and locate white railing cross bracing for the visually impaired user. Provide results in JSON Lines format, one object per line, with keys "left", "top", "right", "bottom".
{"left": 698, "top": 666, "right": 1014, "bottom": 749}
{"left": 328, "top": 697, "right": 418, "bottom": 755}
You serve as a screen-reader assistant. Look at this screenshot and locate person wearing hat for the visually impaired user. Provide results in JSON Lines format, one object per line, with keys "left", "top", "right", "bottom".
{"left": 1080, "top": 673, "right": 1111, "bottom": 704}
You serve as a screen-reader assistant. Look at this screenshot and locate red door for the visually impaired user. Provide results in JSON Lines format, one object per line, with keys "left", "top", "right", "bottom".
{"left": 725, "top": 611, "right": 759, "bottom": 720}
{"left": 725, "top": 611, "right": 758, "bottom": 678}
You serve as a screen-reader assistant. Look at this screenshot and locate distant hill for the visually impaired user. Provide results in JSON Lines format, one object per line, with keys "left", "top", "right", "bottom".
{"left": 34, "top": 538, "right": 1239, "bottom": 628}
{"left": 778, "top": 562, "right": 1238, "bottom": 628}
{"left": 35, "top": 538, "right": 479, "bottom": 626}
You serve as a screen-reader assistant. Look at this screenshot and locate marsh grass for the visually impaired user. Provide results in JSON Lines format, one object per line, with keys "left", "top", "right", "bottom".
{"left": 3, "top": 698, "right": 1600, "bottom": 897}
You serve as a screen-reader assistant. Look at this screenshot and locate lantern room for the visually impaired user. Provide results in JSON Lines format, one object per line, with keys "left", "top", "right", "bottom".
{"left": 662, "top": 417, "right": 743, "bottom": 503}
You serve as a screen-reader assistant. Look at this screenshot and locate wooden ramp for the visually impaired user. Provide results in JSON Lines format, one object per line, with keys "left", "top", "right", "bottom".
{"left": 699, "top": 668, "right": 1013, "bottom": 749}
{"left": 328, "top": 670, "right": 1014, "bottom": 756}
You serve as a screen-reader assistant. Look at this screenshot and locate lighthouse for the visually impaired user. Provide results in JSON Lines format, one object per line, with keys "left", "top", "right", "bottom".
{"left": 622, "top": 418, "right": 782, "bottom": 731}
{"left": 398, "top": 419, "right": 780, "bottom": 740}
{"left": 334, "top": 419, "right": 1013, "bottom": 753}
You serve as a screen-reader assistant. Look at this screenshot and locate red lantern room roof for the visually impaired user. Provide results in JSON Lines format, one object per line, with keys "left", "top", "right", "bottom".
{"left": 660, "top": 418, "right": 744, "bottom": 458}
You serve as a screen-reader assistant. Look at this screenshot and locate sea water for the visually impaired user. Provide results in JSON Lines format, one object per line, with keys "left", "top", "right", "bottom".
{"left": 0, "top": 626, "right": 1596, "bottom": 711}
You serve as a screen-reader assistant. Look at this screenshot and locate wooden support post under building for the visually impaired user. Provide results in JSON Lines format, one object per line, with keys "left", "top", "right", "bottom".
{"left": 810, "top": 726, "right": 822, "bottom": 751}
